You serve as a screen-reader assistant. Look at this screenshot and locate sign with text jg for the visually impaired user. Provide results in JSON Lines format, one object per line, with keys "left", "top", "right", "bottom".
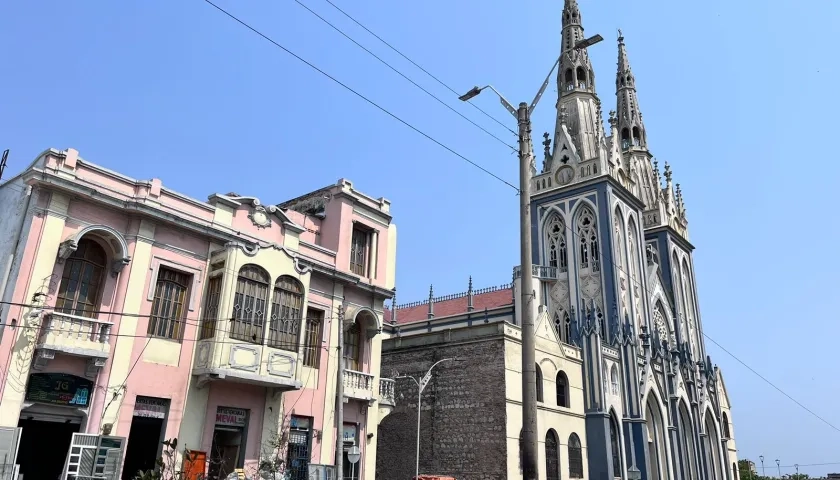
{"left": 216, "top": 407, "right": 247, "bottom": 428}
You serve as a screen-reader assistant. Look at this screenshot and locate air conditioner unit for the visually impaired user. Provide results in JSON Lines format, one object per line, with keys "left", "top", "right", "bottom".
{"left": 308, "top": 464, "right": 336, "bottom": 480}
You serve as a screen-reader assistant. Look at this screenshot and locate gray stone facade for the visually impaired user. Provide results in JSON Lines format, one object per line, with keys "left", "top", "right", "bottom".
{"left": 377, "top": 327, "right": 509, "bottom": 480}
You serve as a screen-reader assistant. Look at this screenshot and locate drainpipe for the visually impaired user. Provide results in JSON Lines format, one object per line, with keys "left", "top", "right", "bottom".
{"left": 0, "top": 185, "right": 34, "bottom": 335}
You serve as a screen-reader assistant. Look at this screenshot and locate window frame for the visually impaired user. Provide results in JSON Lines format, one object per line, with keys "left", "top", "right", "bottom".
{"left": 200, "top": 274, "right": 223, "bottom": 340}
{"left": 349, "top": 226, "right": 371, "bottom": 277}
{"left": 229, "top": 264, "right": 270, "bottom": 345}
{"left": 147, "top": 266, "right": 192, "bottom": 341}
{"left": 302, "top": 308, "right": 324, "bottom": 368}
{"left": 343, "top": 321, "right": 361, "bottom": 371}
{"left": 55, "top": 238, "right": 107, "bottom": 319}
{"left": 545, "top": 430, "right": 560, "bottom": 480}
{"left": 266, "top": 275, "right": 304, "bottom": 351}
{"left": 568, "top": 433, "right": 584, "bottom": 478}
{"left": 535, "top": 364, "right": 544, "bottom": 403}
{"left": 556, "top": 371, "right": 569, "bottom": 408}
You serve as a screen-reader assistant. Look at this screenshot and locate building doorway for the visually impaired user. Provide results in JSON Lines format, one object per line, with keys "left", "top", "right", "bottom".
{"left": 122, "top": 397, "right": 169, "bottom": 480}
{"left": 208, "top": 406, "right": 248, "bottom": 480}
{"left": 17, "top": 418, "right": 79, "bottom": 479}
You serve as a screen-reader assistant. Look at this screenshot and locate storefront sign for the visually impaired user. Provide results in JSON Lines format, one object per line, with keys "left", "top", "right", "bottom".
{"left": 215, "top": 407, "right": 247, "bottom": 428}
{"left": 134, "top": 397, "right": 168, "bottom": 419}
{"left": 342, "top": 424, "right": 357, "bottom": 444}
{"left": 25, "top": 373, "right": 92, "bottom": 407}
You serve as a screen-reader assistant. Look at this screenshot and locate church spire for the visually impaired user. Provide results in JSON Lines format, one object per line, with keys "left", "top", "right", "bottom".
{"left": 554, "top": 0, "right": 602, "bottom": 163}
{"left": 615, "top": 31, "right": 647, "bottom": 151}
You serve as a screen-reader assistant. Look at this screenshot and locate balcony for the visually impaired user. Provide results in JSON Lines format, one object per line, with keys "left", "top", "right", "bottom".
{"left": 513, "top": 264, "right": 561, "bottom": 281}
{"left": 343, "top": 370, "right": 375, "bottom": 402}
{"left": 379, "top": 378, "right": 396, "bottom": 406}
{"left": 192, "top": 334, "right": 303, "bottom": 391}
{"left": 36, "top": 312, "right": 112, "bottom": 359}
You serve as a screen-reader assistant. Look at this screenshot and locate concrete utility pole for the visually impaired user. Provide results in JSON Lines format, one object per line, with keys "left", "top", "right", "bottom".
{"left": 335, "top": 305, "right": 346, "bottom": 480}
{"left": 459, "top": 33, "right": 602, "bottom": 480}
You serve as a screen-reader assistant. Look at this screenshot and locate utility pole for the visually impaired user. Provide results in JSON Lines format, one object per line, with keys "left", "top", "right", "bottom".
{"left": 335, "top": 304, "right": 345, "bottom": 480}
{"left": 459, "top": 33, "right": 601, "bottom": 480}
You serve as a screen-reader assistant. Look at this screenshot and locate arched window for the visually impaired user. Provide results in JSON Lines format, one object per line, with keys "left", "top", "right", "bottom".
{"left": 732, "top": 463, "right": 739, "bottom": 480}
{"left": 722, "top": 412, "right": 731, "bottom": 438}
{"left": 679, "top": 401, "right": 698, "bottom": 480}
{"left": 546, "top": 214, "right": 568, "bottom": 273}
{"left": 576, "top": 66, "right": 587, "bottom": 89}
{"left": 621, "top": 128, "right": 631, "bottom": 150}
{"left": 632, "top": 126, "right": 642, "bottom": 146}
{"left": 653, "top": 301, "right": 670, "bottom": 344}
{"left": 56, "top": 238, "right": 107, "bottom": 318}
{"left": 535, "top": 364, "right": 544, "bottom": 402}
{"left": 568, "top": 433, "right": 584, "bottom": 478}
{"left": 610, "top": 413, "right": 622, "bottom": 477}
{"left": 553, "top": 310, "right": 572, "bottom": 344}
{"left": 148, "top": 267, "right": 191, "bottom": 341}
{"left": 343, "top": 320, "right": 361, "bottom": 370}
{"left": 576, "top": 206, "right": 600, "bottom": 272}
{"left": 565, "top": 69, "right": 574, "bottom": 90}
{"left": 610, "top": 365, "right": 620, "bottom": 395}
{"left": 556, "top": 371, "right": 569, "bottom": 408}
{"left": 545, "top": 430, "right": 560, "bottom": 480}
{"left": 230, "top": 264, "right": 270, "bottom": 344}
{"left": 267, "top": 275, "right": 303, "bottom": 351}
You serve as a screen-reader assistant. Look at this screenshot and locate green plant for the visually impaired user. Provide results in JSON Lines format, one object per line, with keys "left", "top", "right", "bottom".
{"left": 132, "top": 438, "right": 202, "bottom": 480}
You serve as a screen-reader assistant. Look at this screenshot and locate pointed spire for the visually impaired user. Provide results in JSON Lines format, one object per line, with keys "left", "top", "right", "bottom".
{"left": 617, "top": 29, "right": 631, "bottom": 75}
{"left": 615, "top": 31, "right": 647, "bottom": 151}
{"left": 427, "top": 284, "right": 435, "bottom": 319}
{"left": 390, "top": 288, "right": 398, "bottom": 325}
{"left": 467, "top": 276, "right": 475, "bottom": 312}
{"left": 653, "top": 158, "right": 662, "bottom": 187}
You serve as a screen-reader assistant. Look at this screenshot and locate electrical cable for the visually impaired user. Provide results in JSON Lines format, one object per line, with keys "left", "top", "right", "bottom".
{"left": 200, "top": 0, "right": 519, "bottom": 192}
{"left": 320, "top": 0, "right": 517, "bottom": 135}
{"left": 290, "top": 0, "right": 517, "bottom": 151}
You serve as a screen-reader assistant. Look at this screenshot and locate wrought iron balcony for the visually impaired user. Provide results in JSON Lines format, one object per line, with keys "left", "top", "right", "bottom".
{"left": 513, "top": 264, "right": 561, "bottom": 280}
{"left": 36, "top": 312, "right": 113, "bottom": 359}
{"left": 343, "top": 369, "right": 375, "bottom": 402}
{"left": 379, "top": 378, "right": 396, "bottom": 406}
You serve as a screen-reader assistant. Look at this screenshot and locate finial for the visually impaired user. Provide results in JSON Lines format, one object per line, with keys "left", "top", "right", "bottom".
{"left": 427, "top": 284, "right": 435, "bottom": 319}
{"left": 467, "top": 276, "right": 475, "bottom": 312}
{"left": 468, "top": 276, "right": 473, "bottom": 292}
{"left": 429, "top": 284, "right": 434, "bottom": 299}
{"left": 559, "top": 105, "right": 568, "bottom": 125}
{"left": 608, "top": 110, "right": 617, "bottom": 130}
{"left": 618, "top": 28, "right": 624, "bottom": 42}
{"left": 542, "top": 132, "right": 552, "bottom": 160}
{"left": 663, "top": 162, "right": 672, "bottom": 184}
{"left": 391, "top": 288, "right": 398, "bottom": 325}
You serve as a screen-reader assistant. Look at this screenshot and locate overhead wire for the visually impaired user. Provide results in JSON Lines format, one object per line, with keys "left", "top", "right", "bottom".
{"left": 319, "top": 0, "right": 516, "bottom": 135}
{"left": 289, "top": 0, "right": 516, "bottom": 151}
{"left": 202, "top": 0, "right": 519, "bottom": 192}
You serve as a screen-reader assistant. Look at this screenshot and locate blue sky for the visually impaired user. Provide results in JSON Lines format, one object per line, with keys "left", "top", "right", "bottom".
{"left": 2, "top": 0, "right": 839, "bottom": 475}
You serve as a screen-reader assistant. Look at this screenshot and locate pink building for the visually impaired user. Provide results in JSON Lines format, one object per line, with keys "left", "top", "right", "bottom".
{"left": 0, "top": 148, "right": 397, "bottom": 479}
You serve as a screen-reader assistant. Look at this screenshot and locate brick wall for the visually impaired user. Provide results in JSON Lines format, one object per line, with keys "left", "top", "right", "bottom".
{"left": 376, "top": 336, "right": 508, "bottom": 480}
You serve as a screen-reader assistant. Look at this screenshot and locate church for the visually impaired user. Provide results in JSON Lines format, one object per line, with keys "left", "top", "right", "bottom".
{"left": 376, "top": 1, "right": 739, "bottom": 480}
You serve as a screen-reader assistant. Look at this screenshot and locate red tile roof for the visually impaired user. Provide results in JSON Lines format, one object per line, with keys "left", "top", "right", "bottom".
{"left": 384, "top": 286, "right": 513, "bottom": 325}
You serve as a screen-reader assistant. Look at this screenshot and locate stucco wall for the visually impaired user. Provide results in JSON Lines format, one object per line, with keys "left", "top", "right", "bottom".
{"left": 377, "top": 337, "right": 508, "bottom": 480}
{"left": 0, "top": 178, "right": 29, "bottom": 325}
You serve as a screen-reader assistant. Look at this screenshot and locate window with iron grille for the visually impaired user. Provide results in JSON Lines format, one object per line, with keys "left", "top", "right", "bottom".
{"left": 569, "top": 433, "right": 584, "bottom": 478}
{"left": 56, "top": 239, "right": 107, "bottom": 318}
{"left": 229, "top": 265, "right": 270, "bottom": 344}
{"left": 147, "top": 267, "right": 190, "bottom": 340}
{"left": 302, "top": 308, "right": 323, "bottom": 368}
{"left": 343, "top": 321, "right": 360, "bottom": 370}
{"left": 200, "top": 275, "right": 222, "bottom": 340}
{"left": 545, "top": 430, "right": 560, "bottom": 480}
{"left": 349, "top": 228, "right": 369, "bottom": 276}
{"left": 266, "top": 276, "right": 303, "bottom": 351}
{"left": 286, "top": 416, "right": 312, "bottom": 480}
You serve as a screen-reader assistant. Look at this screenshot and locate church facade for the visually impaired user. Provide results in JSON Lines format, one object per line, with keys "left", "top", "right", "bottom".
{"left": 376, "top": 1, "right": 739, "bottom": 479}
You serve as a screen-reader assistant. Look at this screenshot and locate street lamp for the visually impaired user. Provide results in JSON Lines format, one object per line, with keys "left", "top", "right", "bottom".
{"left": 396, "top": 357, "right": 461, "bottom": 480}
{"left": 776, "top": 459, "right": 781, "bottom": 478}
{"left": 458, "top": 32, "right": 602, "bottom": 480}
{"left": 795, "top": 464, "right": 799, "bottom": 477}
{"left": 760, "top": 456, "right": 765, "bottom": 477}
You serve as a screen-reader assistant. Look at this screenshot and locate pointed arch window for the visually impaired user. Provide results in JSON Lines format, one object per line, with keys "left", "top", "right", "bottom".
{"left": 577, "top": 206, "right": 600, "bottom": 272}
{"left": 535, "top": 364, "right": 544, "bottom": 402}
{"left": 610, "top": 413, "right": 622, "bottom": 477}
{"left": 56, "top": 238, "right": 107, "bottom": 318}
{"left": 230, "top": 264, "right": 270, "bottom": 344}
{"left": 568, "top": 433, "right": 584, "bottom": 478}
{"left": 546, "top": 430, "right": 561, "bottom": 480}
{"left": 621, "top": 128, "right": 631, "bottom": 150}
{"left": 722, "top": 412, "right": 731, "bottom": 439}
{"left": 610, "top": 365, "right": 620, "bottom": 395}
{"left": 564, "top": 69, "right": 574, "bottom": 91}
{"left": 267, "top": 275, "right": 303, "bottom": 351}
{"left": 576, "top": 66, "right": 587, "bottom": 89}
{"left": 553, "top": 310, "right": 572, "bottom": 344}
{"left": 546, "top": 214, "right": 568, "bottom": 273}
{"left": 556, "top": 371, "right": 569, "bottom": 408}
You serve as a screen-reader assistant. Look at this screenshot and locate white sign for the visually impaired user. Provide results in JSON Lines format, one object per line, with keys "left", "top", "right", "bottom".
{"left": 216, "top": 407, "right": 248, "bottom": 427}
{"left": 342, "top": 424, "right": 357, "bottom": 444}
{"left": 134, "top": 397, "right": 168, "bottom": 419}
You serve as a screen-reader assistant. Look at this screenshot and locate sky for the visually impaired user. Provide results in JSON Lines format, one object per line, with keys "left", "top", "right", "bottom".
{"left": 2, "top": 0, "right": 839, "bottom": 476}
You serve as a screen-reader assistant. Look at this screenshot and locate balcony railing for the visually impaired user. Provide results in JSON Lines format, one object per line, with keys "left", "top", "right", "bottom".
{"left": 343, "top": 370, "right": 375, "bottom": 401}
{"left": 379, "top": 378, "right": 396, "bottom": 406}
{"left": 513, "top": 265, "right": 561, "bottom": 280}
{"left": 37, "top": 312, "right": 113, "bottom": 358}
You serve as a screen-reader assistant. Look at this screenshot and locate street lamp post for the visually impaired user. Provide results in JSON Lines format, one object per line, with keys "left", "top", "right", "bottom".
{"left": 776, "top": 459, "right": 781, "bottom": 478}
{"left": 459, "top": 33, "right": 602, "bottom": 480}
{"left": 760, "top": 456, "right": 765, "bottom": 477}
{"left": 397, "top": 358, "right": 460, "bottom": 480}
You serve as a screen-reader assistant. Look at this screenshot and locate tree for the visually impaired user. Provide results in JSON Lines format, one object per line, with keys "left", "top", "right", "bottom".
{"left": 739, "top": 459, "right": 775, "bottom": 480}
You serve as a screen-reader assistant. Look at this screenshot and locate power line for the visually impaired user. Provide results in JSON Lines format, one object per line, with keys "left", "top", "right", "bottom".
{"left": 319, "top": 0, "right": 516, "bottom": 136}
{"left": 289, "top": 0, "right": 516, "bottom": 151}
{"left": 202, "top": 0, "right": 518, "bottom": 192}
